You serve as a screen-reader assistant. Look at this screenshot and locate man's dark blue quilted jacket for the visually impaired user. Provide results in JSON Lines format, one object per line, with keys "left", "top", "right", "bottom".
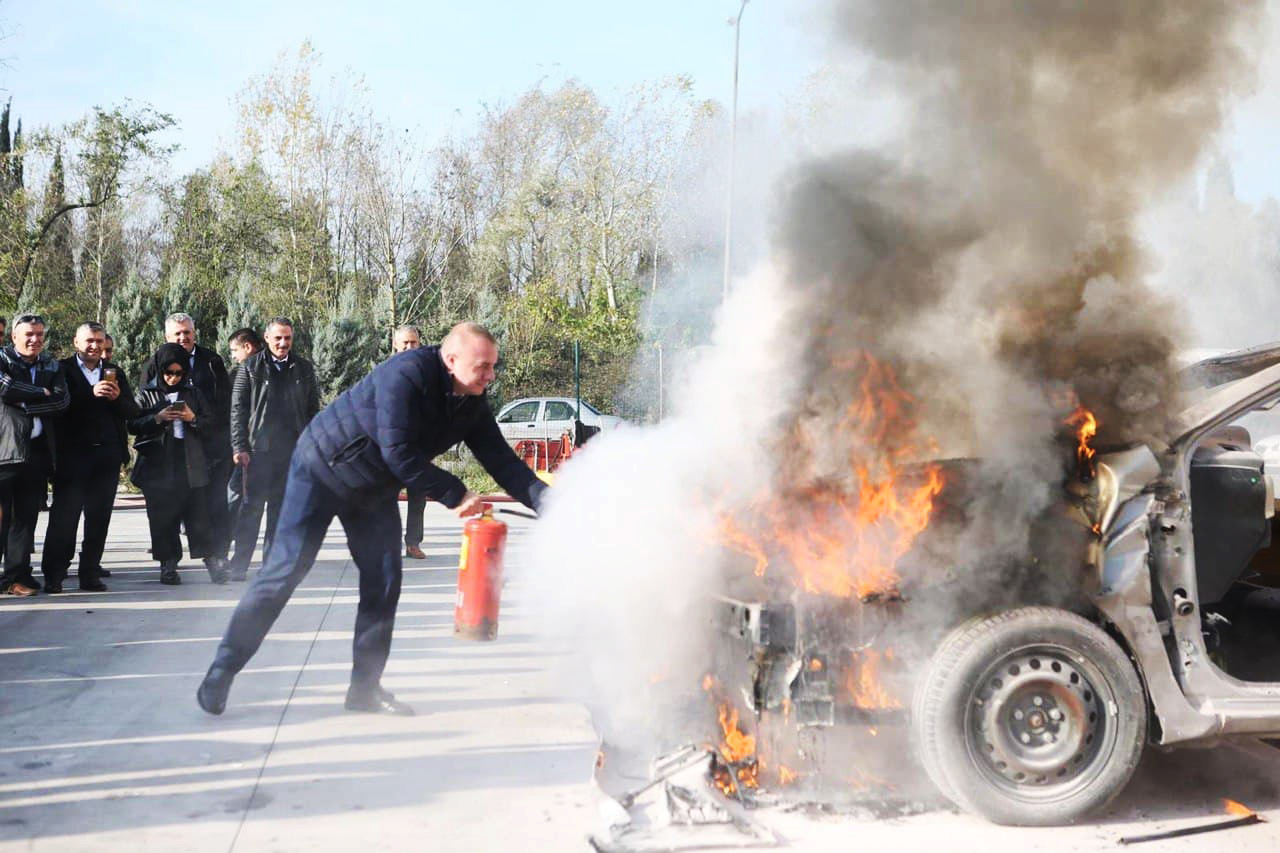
{"left": 297, "top": 346, "right": 545, "bottom": 510}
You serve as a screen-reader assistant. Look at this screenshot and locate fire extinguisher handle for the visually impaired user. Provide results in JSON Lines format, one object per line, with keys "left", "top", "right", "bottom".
{"left": 496, "top": 508, "right": 538, "bottom": 520}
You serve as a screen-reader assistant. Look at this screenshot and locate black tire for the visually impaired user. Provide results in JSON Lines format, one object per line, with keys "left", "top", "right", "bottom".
{"left": 912, "top": 607, "right": 1146, "bottom": 826}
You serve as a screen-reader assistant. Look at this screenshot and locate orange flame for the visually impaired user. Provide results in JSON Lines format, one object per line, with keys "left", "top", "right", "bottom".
{"left": 778, "top": 765, "right": 798, "bottom": 785}
{"left": 717, "top": 704, "right": 757, "bottom": 764}
{"left": 1224, "top": 798, "right": 1255, "bottom": 817}
{"left": 1066, "top": 405, "right": 1098, "bottom": 479}
{"left": 716, "top": 352, "right": 944, "bottom": 599}
{"left": 847, "top": 649, "right": 902, "bottom": 709}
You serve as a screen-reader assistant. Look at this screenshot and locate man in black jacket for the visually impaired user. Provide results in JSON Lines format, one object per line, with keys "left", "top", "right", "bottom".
{"left": 198, "top": 322, "right": 545, "bottom": 716}
{"left": 389, "top": 325, "right": 430, "bottom": 560}
{"left": 44, "top": 322, "right": 141, "bottom": 592}
{"left": 0, "top": 315, "right": 70, "bottom": 596}
{"left": 227, "top": 317, "right": 320, "bottom": 581}
{"left": 141, "top": 313, "right": 233, "bottom": 577}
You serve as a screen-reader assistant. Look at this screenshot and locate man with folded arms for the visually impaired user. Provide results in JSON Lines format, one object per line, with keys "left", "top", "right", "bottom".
{"left": 0, "top": 315, "right": 69, "bottom": 596}
{"left": 43, "top": 322, "right": 140, "bottom": 593}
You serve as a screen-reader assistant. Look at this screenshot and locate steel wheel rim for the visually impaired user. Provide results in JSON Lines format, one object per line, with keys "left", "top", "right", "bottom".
{"left": 962, "top": 643, "right": 1118, "bottom": 802}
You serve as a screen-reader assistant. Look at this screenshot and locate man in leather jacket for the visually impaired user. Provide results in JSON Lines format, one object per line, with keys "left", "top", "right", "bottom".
{"left": 227, "top": 317, "right": 319, "bottom": 580}
{"left": 0, "top": 315, "right": 69, "bottom": 596}
{"left": 198, "top": 322, "right": 545, "bottom": 717}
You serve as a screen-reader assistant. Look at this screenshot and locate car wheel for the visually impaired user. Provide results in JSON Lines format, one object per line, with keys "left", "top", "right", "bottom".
{"left": 912, "top": 606, "right": 1147, "bottom": 825}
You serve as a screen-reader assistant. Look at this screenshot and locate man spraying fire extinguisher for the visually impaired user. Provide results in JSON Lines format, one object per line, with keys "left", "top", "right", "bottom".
{"left": 197, "top": 322, "right": 546, "bottom": 717}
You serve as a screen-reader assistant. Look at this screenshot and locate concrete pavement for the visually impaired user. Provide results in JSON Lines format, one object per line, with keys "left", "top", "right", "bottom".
{"left": 8, "top": 499, "right": 1280, "bottom": 851}
{"left": 0, "top": 501, "right": 598, "bottom": 851}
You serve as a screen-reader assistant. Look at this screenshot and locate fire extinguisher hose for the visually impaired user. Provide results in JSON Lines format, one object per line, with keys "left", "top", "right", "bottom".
{"left": 495, "top": 507, "right": 538, "bottom": 520}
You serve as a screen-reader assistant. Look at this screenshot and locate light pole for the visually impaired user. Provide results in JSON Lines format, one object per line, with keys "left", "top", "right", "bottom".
{"left": 722, "top": 0, "right": 749, "bottom": 303}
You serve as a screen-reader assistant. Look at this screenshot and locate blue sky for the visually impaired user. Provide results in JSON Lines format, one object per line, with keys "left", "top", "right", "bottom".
{"left": 2, "top": 0, "right": 1278, "bottom": 203}
{"left": 0, "top": 0, "right": 821, "bottom": 174}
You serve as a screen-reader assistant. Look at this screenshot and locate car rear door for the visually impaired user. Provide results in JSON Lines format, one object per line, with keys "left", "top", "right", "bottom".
{"left": 542, "top": 400, "right": 577, "bottom": 441}
{"left": 496, "top": 400, "right": 542, "bottom": 444}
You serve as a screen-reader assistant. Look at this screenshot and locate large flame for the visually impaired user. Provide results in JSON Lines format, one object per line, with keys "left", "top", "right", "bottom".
{"left": 718, "top": 351, "right": 943, "bottom": 598}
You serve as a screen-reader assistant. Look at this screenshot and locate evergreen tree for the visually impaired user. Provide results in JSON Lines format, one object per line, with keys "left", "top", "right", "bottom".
{"left": 163, "top": 261, "right": 204, "bottom": 333}
{"left": 311, "top": 286, "right": 379, "bottom": 401}
{"left": 216, "top": 270, "right": 265, "bottom": 359}
{"left": 29, "top": 147, "right": 76, "bottom": 313}
{"left": 10, "top": 119, "right": 23, "bottom": 192}
{"left": 106, "top": 273, "right": 163, "bottom": 386}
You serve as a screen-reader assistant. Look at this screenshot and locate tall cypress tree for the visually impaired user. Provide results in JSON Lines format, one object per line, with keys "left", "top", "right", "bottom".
{"left": 28, "top": 146, "right": 78, "bottom": 326}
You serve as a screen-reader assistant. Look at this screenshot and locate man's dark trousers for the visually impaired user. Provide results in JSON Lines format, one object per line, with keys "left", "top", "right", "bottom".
{"left": 212, "top": 450, "right": 403, "bottom": 692}
{"left": 0, "top": 437, "right": 52, "bottom": 588}
{"left": 206, "top": 455, "right": 234, "bottom": 560}
{"left": 404, "top": 488, "right": 427, "bottom": 548}
{"left": 43, "top": 452, "right": 120, "bottom": 585}
{"left": 228, "top": 449, "right": 291, "bottom": 572}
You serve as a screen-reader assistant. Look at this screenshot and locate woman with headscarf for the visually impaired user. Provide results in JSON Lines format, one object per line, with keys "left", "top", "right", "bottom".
{"left": 128, "top": 343, "right": 222, "bottom": 585}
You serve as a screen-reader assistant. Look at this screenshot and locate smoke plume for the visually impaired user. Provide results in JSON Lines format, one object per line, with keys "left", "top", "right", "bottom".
{"left": 526, "top": 0, "right": 1264, "bottom": 763}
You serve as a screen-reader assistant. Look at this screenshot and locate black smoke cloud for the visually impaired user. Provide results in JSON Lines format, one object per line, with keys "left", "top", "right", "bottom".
{"left": 778, "top": 0, "right": 1262, "bottom": 448}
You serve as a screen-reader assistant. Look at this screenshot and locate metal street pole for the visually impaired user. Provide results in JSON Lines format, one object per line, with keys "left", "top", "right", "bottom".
{"left": 722, "top": 0, "right": 749, "bottom": 303}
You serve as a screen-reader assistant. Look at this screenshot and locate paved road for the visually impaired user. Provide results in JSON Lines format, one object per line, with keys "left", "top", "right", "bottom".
{"left": 6, "top": 499, "right": 1280, "bottom": 852}
{"left": 0, "top": 501, "right": 598, "bottom": 851}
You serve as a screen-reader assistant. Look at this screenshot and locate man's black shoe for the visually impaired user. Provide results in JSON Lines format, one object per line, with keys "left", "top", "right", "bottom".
{"left": 44, "top": 581, "right": 63, "bottom": 594}
{"left": 344, "top": 687, "right": 415, "bottom": 716}
{"left": 98, "top": 568, "right": 111, "bottom": 577}
{"left": 160, "top": 563, "right": 181, "bottom": 585}
{"left": 80, "top": 580, "right": 108, "bottom": 592}
{"left": 197, "top": 667, "right": 233, "bottom": 715}
{"left": 204, "top": 557, "right": 229, "bottom": 585}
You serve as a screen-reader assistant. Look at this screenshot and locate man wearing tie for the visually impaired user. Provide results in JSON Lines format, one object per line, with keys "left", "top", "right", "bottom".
{"left": 0, "top": 315, "right": 69, "bottom": 596}
{"left": 227, "top": 317, "right": 319, "bottom": 579}
{"left": 43, "top": 322, "right": 141, "bottom": 592}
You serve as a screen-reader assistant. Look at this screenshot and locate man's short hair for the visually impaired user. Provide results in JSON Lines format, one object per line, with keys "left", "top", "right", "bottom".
{"left": 104, "top": 332, "right": 114, "bottom": 343}
{"left": 75, "top": 321, "right": 106, "bottom": 338}
{"left": 228, "top": 327, "right": 263, "bottom": 349}
{"left": 165, "top": 312, "right": 195, "bottom": 330}
{"left": 393, "top": 324, "right": 421, "bottom": 338}
{"left": 12, "top": 313, "right": 45, "bottom": 329}
{"left": 441, "top": 322, "right": 496, "bottom": 353}
{"left": 265, "top": 317, "right": 293, "bottom": 332}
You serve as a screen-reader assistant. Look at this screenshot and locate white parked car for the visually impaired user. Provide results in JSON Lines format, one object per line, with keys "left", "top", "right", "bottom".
{"left": 495, "top": 397, "right": 624, "bottom": 444}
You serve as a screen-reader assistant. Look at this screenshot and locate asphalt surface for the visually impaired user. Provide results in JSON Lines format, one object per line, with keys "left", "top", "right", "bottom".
{"left": 5, "top": 499, "right": 1280, "bottom": 851}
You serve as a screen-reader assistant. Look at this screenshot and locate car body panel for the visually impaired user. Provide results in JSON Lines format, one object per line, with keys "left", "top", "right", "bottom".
{"left": 496, "top": 396, "right": 624, "bottom": 444}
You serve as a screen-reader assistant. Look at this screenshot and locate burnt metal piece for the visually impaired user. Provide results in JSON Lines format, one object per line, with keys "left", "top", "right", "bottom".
{"left": 1118, "top": 813, "right": 1263, "bottom": 844}
{"left": 715, "top": 595, "right": 796, "bottom": 649}
{"left": 714, "top": 591, "right": 906, "bottom": 727}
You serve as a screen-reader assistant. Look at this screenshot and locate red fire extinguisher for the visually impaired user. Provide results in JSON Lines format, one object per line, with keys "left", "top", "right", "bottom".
{"left": 454, "top": 504, "right": 508, "bottom": 641}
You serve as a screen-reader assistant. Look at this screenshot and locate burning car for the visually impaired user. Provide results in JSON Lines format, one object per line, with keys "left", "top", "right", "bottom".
{"left": 711, "top": 343, "right": 1280, "bottom": 826}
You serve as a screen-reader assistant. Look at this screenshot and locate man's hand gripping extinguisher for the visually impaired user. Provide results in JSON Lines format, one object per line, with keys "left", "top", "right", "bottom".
{"left": 453, "top": 504, "right": 509, "bottom": 641}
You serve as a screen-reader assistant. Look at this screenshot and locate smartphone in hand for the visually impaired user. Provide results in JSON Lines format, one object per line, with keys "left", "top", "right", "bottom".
{"left": 101, "top": 366, "right": 118, "bottom": 385}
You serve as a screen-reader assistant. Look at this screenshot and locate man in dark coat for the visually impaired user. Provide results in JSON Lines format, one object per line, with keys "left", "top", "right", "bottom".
{"left": 43, "top": 322, "right": 141, "bottom": 592}
{"left": 389, "top": 325, "right": 430, "bottom": 560}
{"left": 140, "top": 313, "right": 233, "bottom": 576}
{"left": 0, "top": 315, "right": 69, "bottom": 596}
{"left": 198, "top": 322, "right": 546, "bottom": 716}
{"left": 227, "top": 317, "right": 320, "bottom": 581}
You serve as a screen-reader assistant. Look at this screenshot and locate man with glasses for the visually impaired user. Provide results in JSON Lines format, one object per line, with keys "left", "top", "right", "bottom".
{"left": 141, "top": 313, "right": 233, "bottom": 581}
{"left": 43, "top": 323, "right": 140, "bottom": 593}
{"left": 0, "top": 315, "right": 69, "bottom": 596}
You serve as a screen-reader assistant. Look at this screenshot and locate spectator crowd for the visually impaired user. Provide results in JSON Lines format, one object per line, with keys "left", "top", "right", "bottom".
{"left": 0, "top": 313, "right": 430, "bottom": 596}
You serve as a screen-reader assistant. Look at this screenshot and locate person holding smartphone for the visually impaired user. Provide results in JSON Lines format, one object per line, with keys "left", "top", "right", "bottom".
{"left": 44, "top": 322, "right": 141, "bottom": 592}
{"left": 128, "top": 343, "right": 216, "bottom": 585}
